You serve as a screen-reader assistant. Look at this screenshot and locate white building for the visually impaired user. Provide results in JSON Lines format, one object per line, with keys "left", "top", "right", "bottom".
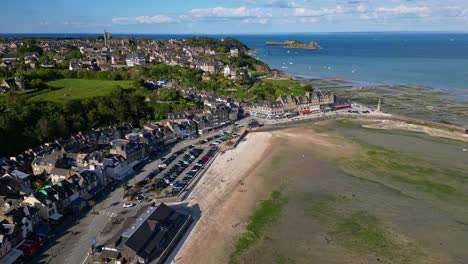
{"left": 126, "top": 53, "right": 146, "bottom": 67}
{"left": 230, "top": 48, "right": 239, "bottom": 57}
{"left": 223, "top": 65, "right": 232, "bottom": 78}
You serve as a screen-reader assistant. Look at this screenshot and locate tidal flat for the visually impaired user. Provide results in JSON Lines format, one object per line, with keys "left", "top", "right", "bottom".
{"left": 231, "top": 120, "right": 468, "bottom": 264}
{"left": 330, "top": 84, "right": 468, "bottom": 127}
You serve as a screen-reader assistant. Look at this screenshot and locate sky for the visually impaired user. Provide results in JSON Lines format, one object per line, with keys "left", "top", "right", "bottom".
{"left": 2, "top": 0, "right": 468, "bottom": 34}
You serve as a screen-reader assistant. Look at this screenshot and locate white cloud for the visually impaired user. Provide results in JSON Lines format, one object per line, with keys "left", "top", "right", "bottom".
{"left": 242, "top": 18, "right": 269, "bottom": 24}
{"left": 112, "top": 6, "right": 270, "bottom": 25}
{"left": 376, "top": 5, "right": 431, "bottom": 18}
{"left": 356, "top": 4, "right": 368, "bottom": 13}
{"left": 112, "top": 15, "right": 179, "bottom": 25}
{"left": 189, "top": 6, "right": 264, "bottom": 18}
{"left": 267, "top": 0, "right": 299, "bottom": 8}
{"left": 440, "top": 6, "right": 468, "bottom": 18}
{"left": 300, "top": 17, "right": 320, "bottom": 23}
{"left": 293, "top": 6, "right": 345, "bottom": 17}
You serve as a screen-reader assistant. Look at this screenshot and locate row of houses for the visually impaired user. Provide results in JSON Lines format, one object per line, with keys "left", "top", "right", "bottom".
{"left": 245, "top": 91, "right": 336, "bottom": 118}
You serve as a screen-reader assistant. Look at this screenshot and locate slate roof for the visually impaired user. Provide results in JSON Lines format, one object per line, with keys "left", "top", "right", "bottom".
{"left": 121, "top": 204, "right": 190, "bottom": 261}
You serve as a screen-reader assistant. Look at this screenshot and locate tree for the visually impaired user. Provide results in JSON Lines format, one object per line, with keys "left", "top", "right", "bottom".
{"left": 216, "top": 46, "right": 227, "bottom": 53}
{"left": 65, "top": 50, "right": 82, "bottom": 60}
{"left": 32, "top": 179, "right": 45, "bottom": 190}
{"left": 38, "top": 56, "right": 48, "bottom": 64}
{"left": 303, "top": 84, "right": 314, "bottom": 92}
{"left": 89, "top": 200, "right": 96, "bottom": 213}
{"left": 30, "top": 78, "right": 48, "bottom": 90}
{"left": 226, "top": 132, "right": 234, "bottom": 145}
{"left": 155, "top": 189, "right": 162, "bottom": 198}
{"left": 23, "top": 44, "right": 43, "bottom": 56}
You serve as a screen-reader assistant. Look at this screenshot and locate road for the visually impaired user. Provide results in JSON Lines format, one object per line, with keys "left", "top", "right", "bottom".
{"left": 35, "top": 128, "right": 231, "bottom": 264}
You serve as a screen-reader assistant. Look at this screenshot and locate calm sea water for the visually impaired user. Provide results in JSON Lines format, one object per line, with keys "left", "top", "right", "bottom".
{"left": 4, "top": 32, "right": 468, "bottom": 93}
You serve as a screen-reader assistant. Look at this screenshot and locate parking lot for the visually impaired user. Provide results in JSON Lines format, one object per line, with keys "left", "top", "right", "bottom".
{"left": 123, "top": 132, "right": 235, "bottom": 204}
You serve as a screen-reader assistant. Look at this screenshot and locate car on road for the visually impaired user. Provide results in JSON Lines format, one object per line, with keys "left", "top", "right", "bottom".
{"left": 122, "top": 203, "right": 136, "bottom": 208}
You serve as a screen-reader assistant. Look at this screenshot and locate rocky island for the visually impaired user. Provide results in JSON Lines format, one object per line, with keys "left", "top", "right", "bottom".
{"left": 265, "top": 40, "right": 321, "bottom": 49}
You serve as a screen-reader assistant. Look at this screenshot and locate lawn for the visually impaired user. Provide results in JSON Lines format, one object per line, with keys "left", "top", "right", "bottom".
{"left": 29, "top": 79, "right": 135, "bottom": 102}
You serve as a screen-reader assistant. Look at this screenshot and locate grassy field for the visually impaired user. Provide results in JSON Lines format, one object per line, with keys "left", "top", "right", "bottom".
{"left": 230, "top": 190, "right": 287, "bottom": 264}
{"left": 262, "top": 79, "right": 307, "bottom": 97}
{"left": 29, "top": 79, "right": 135, "bottom": 102}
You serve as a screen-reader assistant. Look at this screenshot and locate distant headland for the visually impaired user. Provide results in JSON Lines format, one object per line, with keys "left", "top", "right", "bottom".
{"left": 265, "top": 40, "right": 321, "bottom": 49}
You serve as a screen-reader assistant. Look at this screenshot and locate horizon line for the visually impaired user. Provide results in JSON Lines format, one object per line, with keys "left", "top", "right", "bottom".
{"left": 1, "top": 30, "right": 468, "bottom": 36}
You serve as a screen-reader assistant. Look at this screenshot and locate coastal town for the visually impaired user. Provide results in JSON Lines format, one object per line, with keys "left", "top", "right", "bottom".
{"left": 3, "top": 1, "right": 468, "bottom": 264}
{"left": 3, "top": 30, "right": 465, "bottom": 264}
{"left": 0, "top": 31, "right": 256, "bottom": 94}
{"left": 0, "top": 32, "right": 358, "bottom": 264}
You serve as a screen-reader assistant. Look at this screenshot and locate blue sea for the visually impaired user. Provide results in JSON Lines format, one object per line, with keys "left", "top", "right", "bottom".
{"left": 4, "top": 32, "right": 468, "bottom": 96}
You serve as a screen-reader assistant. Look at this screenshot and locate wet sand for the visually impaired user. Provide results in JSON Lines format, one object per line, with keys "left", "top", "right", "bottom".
{"left": 331, "top": 84, "right": 468, "bottom": 127}
{"left": 174, "top": 120, "right": 468, "bottom": 264}
{"left": 233, "top": 121, "right": 468, "bottom": 264}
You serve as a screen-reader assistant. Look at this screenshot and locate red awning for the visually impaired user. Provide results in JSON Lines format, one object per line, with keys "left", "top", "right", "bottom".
{"left": 334, "top": 104, "right": 351, "bottom": 109}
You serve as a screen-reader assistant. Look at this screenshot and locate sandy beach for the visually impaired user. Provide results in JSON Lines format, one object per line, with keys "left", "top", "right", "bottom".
{"left": 171, "top": 132, "right": 274, "bottom": 264}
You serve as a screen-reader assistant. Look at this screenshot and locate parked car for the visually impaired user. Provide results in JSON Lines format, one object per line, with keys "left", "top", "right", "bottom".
{"left": 123, "top": 203, "right": 136, "bottom": 208}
